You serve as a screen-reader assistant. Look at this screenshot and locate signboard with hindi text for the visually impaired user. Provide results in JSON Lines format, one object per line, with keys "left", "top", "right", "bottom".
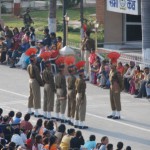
{"left": 107, "top": 0, "right": 139, "bottom": 15}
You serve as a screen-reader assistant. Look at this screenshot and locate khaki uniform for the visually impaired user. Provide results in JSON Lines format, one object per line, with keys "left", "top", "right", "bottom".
{"left": 42, "top": 68, "right": 55, "bottom": 112}
{"left": 27, "top": 64, "right": 43, "bottom": 109}
{"left": 109, "top": 70, "right": 123, "bottom": 111}
{"left": 75, "top": 77, "right": 86, "bottom": 121}
{"left": 67, "top": 75, "right": 76, "bottom": 118}
{"left": 55, "top": 73, "right": 67, "bottom": 114}
{"left": 81, "top": 37, "right": 95, "bottom": 76}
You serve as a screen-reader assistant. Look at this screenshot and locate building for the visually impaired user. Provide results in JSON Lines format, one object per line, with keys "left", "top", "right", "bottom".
{"left": 96, "top": 0, "right": 141, "bottom": 50}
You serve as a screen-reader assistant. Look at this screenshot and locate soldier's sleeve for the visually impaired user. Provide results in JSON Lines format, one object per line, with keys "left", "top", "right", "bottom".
{"left": 51, "top": 73, "right": 56, "bottom": 92}
{"left": 34, "top": 67, "right": 43, "bottom": 86}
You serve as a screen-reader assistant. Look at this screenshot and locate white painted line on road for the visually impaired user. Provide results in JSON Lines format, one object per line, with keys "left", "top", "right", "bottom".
{"left": 0, "top": 88, "right": 150, "bottom": 133}
{"left": 87, "top": 113, "right": 150, "bottom": 133}
{"left": 0, "top": 88, "right": 28, "bottom": 98}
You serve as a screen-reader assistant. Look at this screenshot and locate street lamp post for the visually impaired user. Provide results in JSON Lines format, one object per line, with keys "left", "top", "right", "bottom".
{"left": 63, "top": 0, "right": 67, "bottom": 47}
{"left": 94, "top": 22, "right": 99, "bottom": 52}
{"left": 64, "top": 14, "right": 70, "bottom": 46}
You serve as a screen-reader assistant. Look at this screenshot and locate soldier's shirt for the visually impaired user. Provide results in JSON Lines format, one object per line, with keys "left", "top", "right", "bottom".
{"left": 42, "top": 68, "right": 55, "bottom": 91}
{"left": 75, "top": 77, "right": 86, "bottom": 98}
{"left": 55, "top": 73, "right": 67, "bottom": 97}
{"left": 27, "top": 64, "right": 43, "bottom": 86}
{"left": 67, "top": 75, "right": 76, "bottom": 90}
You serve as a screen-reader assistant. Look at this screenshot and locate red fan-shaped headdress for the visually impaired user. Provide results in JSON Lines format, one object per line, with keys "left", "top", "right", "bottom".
{"left": 65, "top": 56, "right": 76, "bottom": 71}
{"left": 25, "top": 48, "right": 37, "bottom": 56}
{"left": 107, "top": 52, "right": 120, "bottom": 64}
{"left": 55, "top": 56, "right": 65, "bottom": 69}
{"left": 40, "top": 51, "right": 52, "bottom": 61}
{"left": 75, "top": 61, "right": 85, "bottom": 73}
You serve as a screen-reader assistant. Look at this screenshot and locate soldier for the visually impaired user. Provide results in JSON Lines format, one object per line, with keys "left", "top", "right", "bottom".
{"left": 81, "top": 31, "right": 95, "bottom": 80}
{"left": 55, "top": 56, "right": 67, "bottom": 123}
{"left": 74, "top": 61, "right": 88, "bottom": 129}
{"left": 65, "top": 56, "right": 76, "bottom": 125}
{"left": 107, "top": 52, "right": 123, "bottom": 119}
{"left": 23, "top": 8, "right": 34, "bottom": 29}
{"left": 26, "top": 48, "right": 43, "bottom": 117}
{"left": 42, "top": 60, "right": 56, "bottom": 119}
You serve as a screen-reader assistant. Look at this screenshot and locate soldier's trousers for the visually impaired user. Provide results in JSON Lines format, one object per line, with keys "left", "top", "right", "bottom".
{"left": 110, "top": 89, "right": 121, "bottom": 111}
{"left": 67, "top": 90, "right": 76, "bottom": 118}
{"left": 75, "top": 93, "right": 86, "bottom": 121}
{"left": 55, "top": 89, "right": 66, "bottom": 114}
{"left": 28, "top": 79, "right": 41, "bottom": 109}
{"left": 43, "top": 84, "right": 55, "bottom": 112}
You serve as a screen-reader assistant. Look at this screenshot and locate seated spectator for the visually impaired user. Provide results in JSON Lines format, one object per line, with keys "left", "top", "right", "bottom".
{"left": 90, "top": 61, "right": 99, "bottom": 84}
{"left": 20, "top": 114, "right": 33, "bottom": 138}
{"left": 126, "top": 146, "right": 131, "bottom": 150}
{"left": 83, "top": 135, "right": 96, "bottom": 150}
{"left": 0, "top": 108, "right": 3, "bottom": 123}
{"left": 60, "top": 128, "right": 75, "bottom": 150}
{"left": 26, "top": 132, "right": 37, "bottom": 150}
{"left": 46, "top": 120, "right": 57, "bottom": 136}
{"left": 99, "top": 136, "right": 109, "bottom": 150}
{"left": 1, "top": 115, "right": 14, "bottom": 143}
{"left": 70, "top": 130, "right": 84, "bottom": 150}
{"left": 19, "top": 27, "right": 25, "bottom": 40}
{"left": 43, "top": 137, "right": 49, "bottom": 146}
{"left": 145, "top": 79, "right": 150, "bottom": 99}
{"left": 32, "top": 119, "right": 43, "bottom": 135}
{"left": 57, "top": 36, "right": 62, "bottom": 51}
{"left": 116, "top": 141, "right": 123, "bottom": 150}
{"left": 129, "top": 66, "right": 144, "bottom": 95}
{"left": 43, "top": 28, "right": 51, "bottom": 46}
{"left": 124, "top": 63, "right": 129, "bottom": 74}
{"left": 43, "top": 130, "right": 50, "bottom": 139}
{"left": 20, "top": 129, "right": 27, "bottom": 144}
{"left": 3, "top": 26, "right": 13, "bottom": 39}
{"left": 135, "top": 67, "right": 150, "bottom": 98}
{"left": 44, "top": 135, "right": 58, "bottom": 150}
{"left": 11, "top": 128, "right": 25, "bottom": 147}
{"left": 0, "top": 38, "right": 8, "bottom": 63}
{"left": 10, "top": 38, "right": 30, "bottom": 68}
{"left": 123, "top": 61, "right": 135, "bottom": 92}
{"left": 55, "top": 124, "right": 66, "bottom": 145}
{"left": 12, "top": 112, "right": 22, "bottom": 124}
{"left": 8, "top": 111, "right": 15, "bottom": 124}
{"left": 29, "top": 27, "right": 36, "bottom": 42}
{"left": 22, "top": 31, "right": 30, "bottom": 44}
{"left": 7, "top": 142, "right": 16, "bottom": 150}
{"left": 117, "top": 62, "right": 124, "bottom": 76}
{"left": 107, "top": 143, "right": 113, "bottom": 150}
{"left": 32, "top": 134, "right": 43, "bottom": 150}
{"left": 50, "top": 32, "right": 57, "bottom": 47}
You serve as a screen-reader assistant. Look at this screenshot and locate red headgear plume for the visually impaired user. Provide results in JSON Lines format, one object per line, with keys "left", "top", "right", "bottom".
{"left": 75, "top": 61, "right": 85, "bottom": 73}
{"left": 25, "top": 48, "right": 37, "bottom": 56}
{"left": 40, "top": 51, "right": 52, "bottom": 61}
{"left": 51, "top": 50, "right": 59, "bottom": 58}
{"left": 107, "top": 52, "right": 120, "bottom": 64}
{"left": 55, "top": 56, "right": 65, "bottom": 69}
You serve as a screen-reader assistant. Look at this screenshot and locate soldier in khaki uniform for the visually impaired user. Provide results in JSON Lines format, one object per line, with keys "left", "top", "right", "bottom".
{"left": 55, "top": 57, "right": 67, "bottom": 122}
{"left": 107, "top": 52, "right": 123, "bottom": 119}
{"left": 42, "top": 61, "right": 55, "bottom": 119}
{"left": 74, "top": 61, "right": 88, "bottom": 129}
{"left": 65, "top": 56, "right": 76, "bottom": 125}
{"left": 27, "top": 54, "right": 43, "bottom": 117}
{"left": 81, "top": 31, "right": 95, "bottom": 80}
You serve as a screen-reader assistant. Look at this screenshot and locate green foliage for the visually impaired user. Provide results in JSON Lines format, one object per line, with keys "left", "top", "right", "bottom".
{"left": 60, "top": 0, "right": 80, "bottom": 8}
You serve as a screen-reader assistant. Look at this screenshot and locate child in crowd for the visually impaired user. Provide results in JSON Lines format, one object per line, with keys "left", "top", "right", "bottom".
{"left": 83, "top": 135, "right": 96, "bottom": 150}
{"left": 12, "top": 112, "right": 22, "bottom": 124}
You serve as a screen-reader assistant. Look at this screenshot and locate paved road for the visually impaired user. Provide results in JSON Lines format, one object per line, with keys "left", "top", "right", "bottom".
{"left": 0, "top": 65, "right": 150, "bottom": 150}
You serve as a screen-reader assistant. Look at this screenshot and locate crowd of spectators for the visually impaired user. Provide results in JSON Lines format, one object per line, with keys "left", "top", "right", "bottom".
{"left": 0, "top": 25, "right": 62, "bottom": 70}
{"left": 0, "top": 108, "right": 132, "bottom": 150}
{"left": 88, "top": 49, "right": 150, "bottom": 99}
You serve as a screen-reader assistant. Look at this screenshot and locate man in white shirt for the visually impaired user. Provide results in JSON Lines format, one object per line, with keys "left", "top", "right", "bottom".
{"left": 11, "top": 128, "right": 25, "bottom": 147}
{"left": 123, "top": 61, "right": 135, "bottom": 92}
